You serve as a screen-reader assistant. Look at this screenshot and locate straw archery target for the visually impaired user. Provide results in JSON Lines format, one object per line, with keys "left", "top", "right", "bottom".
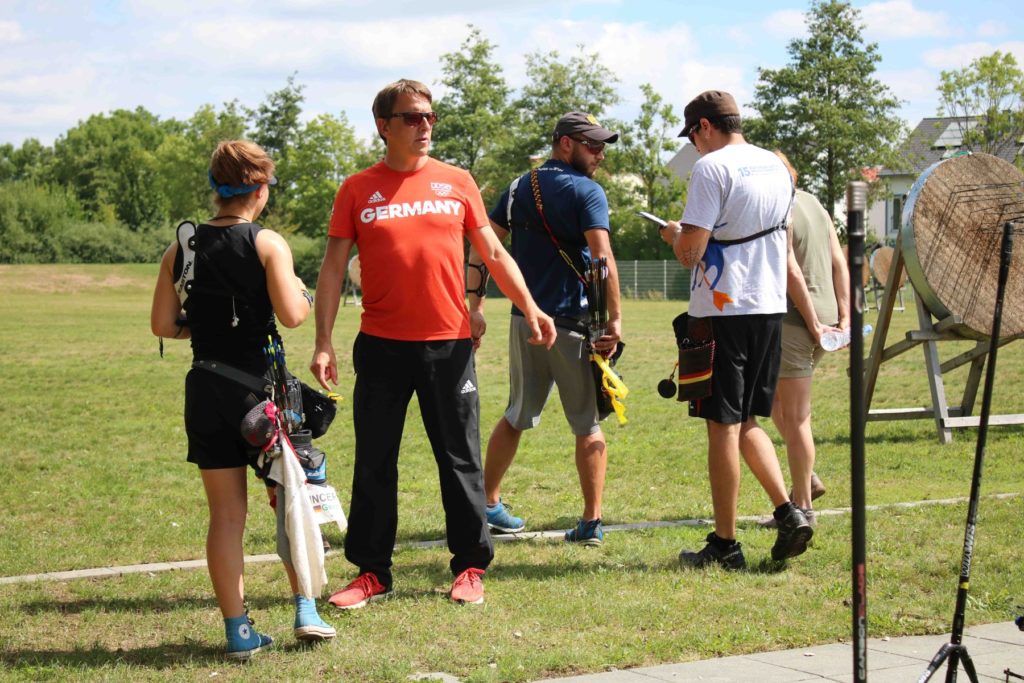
{"left": 901, "top": 153, "right": 1024, "bottom": 338}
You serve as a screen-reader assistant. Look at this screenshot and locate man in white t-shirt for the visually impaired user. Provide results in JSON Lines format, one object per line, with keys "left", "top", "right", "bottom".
{"left": 660, "top": 90, "right": 812, "bottom": 569}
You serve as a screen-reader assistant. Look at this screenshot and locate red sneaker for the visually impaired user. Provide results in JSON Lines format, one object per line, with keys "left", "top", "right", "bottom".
{"left": 450, "top": 568, "right": 485, "bottom": 605}
{"left": 327, "top": 573, "right": 389, "bottom": 609}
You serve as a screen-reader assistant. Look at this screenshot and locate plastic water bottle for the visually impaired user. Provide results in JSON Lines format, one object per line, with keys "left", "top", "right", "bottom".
{"left": 820, "top": 324, "right": 873, "bottom": 352}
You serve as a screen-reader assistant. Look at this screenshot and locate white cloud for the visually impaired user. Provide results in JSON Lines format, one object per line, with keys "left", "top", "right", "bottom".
{"left": 761, "top": 9, "right": 805, "bottom": 41}
{"left": 876, "top": 68, "right": 938, "bottom": 109}
{"left": 922, "top": 41, "right": 1024, "bottom": 69}
{"left": 976, "top": 20, "right": 1008, "bottom": 38}
{"left": 0, "top": 20, "right": 23, "bottom": 43}
{"left": 0, "top": 66, "right": 98, "bottom": 100}
{"left": 860, "top": 0, "right": 949, "bottom": 40}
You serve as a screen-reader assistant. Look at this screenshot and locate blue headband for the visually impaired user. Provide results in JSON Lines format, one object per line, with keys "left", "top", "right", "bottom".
{"left": 208, "top": 169, "right": 276, "bottom": 198}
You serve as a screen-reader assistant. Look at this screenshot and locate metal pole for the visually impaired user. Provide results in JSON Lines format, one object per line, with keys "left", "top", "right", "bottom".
{"left": 847, "top": 181, "right": 869, "bottom": 683}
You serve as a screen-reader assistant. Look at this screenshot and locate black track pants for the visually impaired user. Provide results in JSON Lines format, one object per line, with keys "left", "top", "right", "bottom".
{"left": 344, "top": 333, "right": 493, "bottom": 588}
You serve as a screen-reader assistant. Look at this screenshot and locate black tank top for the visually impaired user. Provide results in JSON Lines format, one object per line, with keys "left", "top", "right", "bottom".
{"left": 177, "top": 222, "right": 281, "bottom": 374}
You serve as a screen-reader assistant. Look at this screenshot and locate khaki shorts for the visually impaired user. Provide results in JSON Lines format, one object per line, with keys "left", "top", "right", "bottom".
{"left": 503, "top": 315, "right": 600, "bottom": 436}
{"left": 778, "top": 322, "right": 826, "bottom": 379}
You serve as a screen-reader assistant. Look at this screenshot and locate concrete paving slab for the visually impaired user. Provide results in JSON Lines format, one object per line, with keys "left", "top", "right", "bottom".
{"left": 630, "top": 655, "right": 827, "bottom": 681}
{"left": 534, "top": 670, "right": 652, "bottom": 682}
{"left": 746, "top": 641, "right": 919, "bottom": 678}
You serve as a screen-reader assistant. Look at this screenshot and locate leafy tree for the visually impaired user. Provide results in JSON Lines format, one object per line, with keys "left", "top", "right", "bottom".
{"left": 604, "top": 84, "right": 686, "bottom": 260}
{"left": 484, "top": 46, "right": 621, "bottom": 204}
{"left": 748, "top": 0, "right": 905, "bottom": 216}
{"left": 431, "top": 26, "right": 510, "bottom": 182}
{"left": 0, "top": 139, "right": 53, "bottom": 183}
{"left": 0, "top": 181, "right": 82, "bottom": 263}
{"left": 937, "top": 50, "right": 1024, "bottom": 161}
{"left": 156, "top": 101, "right": 248, "bottom": 222}
{"left": 51, "top": 107, "right": 174, "bottom": 229}
{"left": 248, "top": 74, "right": 305, "bottom": 161}
{"left": 280, "top": 112, "right": 366, "bottom": 237}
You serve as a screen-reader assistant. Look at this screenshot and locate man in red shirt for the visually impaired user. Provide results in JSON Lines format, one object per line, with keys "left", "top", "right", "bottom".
{"left": 310, "top": 79, "right": 555, "bottom": 607}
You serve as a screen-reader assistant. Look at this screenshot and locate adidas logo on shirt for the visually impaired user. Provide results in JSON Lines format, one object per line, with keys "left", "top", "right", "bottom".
{"left": 367, "top": 190, "right": 386, "bottom": 204}
{"left": 459, "top": 380, "right": 476, "bottom": 395}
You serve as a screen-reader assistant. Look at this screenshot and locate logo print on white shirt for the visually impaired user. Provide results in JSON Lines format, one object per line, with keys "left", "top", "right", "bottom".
{"left": 431, "top": 182, "right": 453, "bottom": 197}
{"left": 460, "top": 380, "right": 476, "bottom": 394}
{"left": 368, "top": 190, "right": 386, "bottom": 204}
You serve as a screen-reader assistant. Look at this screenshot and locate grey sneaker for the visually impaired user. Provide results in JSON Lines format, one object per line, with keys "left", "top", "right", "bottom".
{"left": 771, "top": 505, "right": 814, "bottom": 561}
{"left": 679, "top": 533, "right": 746, "bottom": 570}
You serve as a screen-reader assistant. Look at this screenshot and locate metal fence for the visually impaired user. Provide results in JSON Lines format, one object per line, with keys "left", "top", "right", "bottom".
{"left": 480, "top": 260, "right": 692, "bottom": 301}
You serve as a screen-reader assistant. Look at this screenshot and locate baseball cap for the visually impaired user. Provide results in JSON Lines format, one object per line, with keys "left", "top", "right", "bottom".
{"left": 679, "top": 90, "right": 740, "bottom": 137}
{"left": 553, "top": 112, "right": 619, "bottom": 144}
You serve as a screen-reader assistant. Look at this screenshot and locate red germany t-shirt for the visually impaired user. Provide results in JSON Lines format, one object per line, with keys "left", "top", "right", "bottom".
{"left": 328, "top": 158, "right": 488, "bottom": 341}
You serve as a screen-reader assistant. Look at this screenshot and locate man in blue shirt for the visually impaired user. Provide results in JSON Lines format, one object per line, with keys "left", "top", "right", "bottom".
{"left": 467, "top": 112, "right": 621, "bottom": 545}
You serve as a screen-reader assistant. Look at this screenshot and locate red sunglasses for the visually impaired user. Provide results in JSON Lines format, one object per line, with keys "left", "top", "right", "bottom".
{"left": 390, "top": 111, "right": 438, "bottom": 126}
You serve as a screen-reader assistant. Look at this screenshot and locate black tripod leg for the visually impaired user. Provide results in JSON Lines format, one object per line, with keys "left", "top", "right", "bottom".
{"left": 919, "top": 643, "right": 953, "bottom": 683}
{"left": 957, "top": 650, "right": 980, "bottom": 683}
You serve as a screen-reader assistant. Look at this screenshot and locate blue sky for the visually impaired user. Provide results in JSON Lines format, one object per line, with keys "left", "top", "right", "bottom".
{"left": 1, "top": 0, "right": 1021, "bottom": 147}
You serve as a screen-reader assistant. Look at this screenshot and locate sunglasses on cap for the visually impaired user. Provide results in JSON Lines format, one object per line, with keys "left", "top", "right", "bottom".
{"left": 570, "top": 136, "right": 606, "bottom": 154}
{"left": 390, "top": 111, "right": 438, "bottom": 126}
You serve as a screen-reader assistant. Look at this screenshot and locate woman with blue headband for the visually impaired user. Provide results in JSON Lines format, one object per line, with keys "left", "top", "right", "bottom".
{"left": 150, "top": 140, "right": 334, "bottom": 659}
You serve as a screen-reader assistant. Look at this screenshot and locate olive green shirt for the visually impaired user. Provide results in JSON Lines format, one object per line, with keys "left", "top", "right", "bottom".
{"left": 784, "top": 190, "right": 839, "bottom": 328}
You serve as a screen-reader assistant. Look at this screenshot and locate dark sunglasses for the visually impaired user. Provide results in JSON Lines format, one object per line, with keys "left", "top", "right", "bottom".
{"left": 571, "top": 136, "right": 606, "bottom": 154}
{"left": 390, "top": 111, "right": 438, "bottom": 126}
{"left": 686, "top": 122, "right": 701, "bottom": 144}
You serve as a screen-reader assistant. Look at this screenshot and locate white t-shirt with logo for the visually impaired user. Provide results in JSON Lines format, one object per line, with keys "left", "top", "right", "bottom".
{"left": 680, "top": 143, "right": 792, "bottom": 317}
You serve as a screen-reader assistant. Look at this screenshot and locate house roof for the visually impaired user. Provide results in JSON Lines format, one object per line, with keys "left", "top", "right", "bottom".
{"left": 882, "top": 116, "right": 1022, "bottom": 177}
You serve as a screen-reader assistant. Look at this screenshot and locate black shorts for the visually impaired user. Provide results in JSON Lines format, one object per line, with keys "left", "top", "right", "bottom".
{"left": 184, "top": 368, "right": 261, "bottom": 469}
{"left": 689, "top": 313, "right": 783, "bottom": 424}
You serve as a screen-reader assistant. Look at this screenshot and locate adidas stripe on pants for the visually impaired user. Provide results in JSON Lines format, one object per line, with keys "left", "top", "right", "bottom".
{"left": 345, "top": 333, "right": 493, "bottom": 588}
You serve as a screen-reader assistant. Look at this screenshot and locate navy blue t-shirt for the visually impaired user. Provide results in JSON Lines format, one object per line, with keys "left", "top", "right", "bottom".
{"left": 489, "top": 160, "right": 609, "bottom": 319}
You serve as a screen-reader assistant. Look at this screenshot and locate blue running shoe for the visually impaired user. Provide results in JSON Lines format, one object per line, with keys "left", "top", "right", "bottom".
{"left": 293, "top": 595, "right": 336, "bottom": 642}
{"left": 224, "top": 614, "right": 273, "bottom": 661}
{"left": 565, "top": 518, "right": 603, "bottom": 546}
{"left": 486, "top": 499, "right": 525, "bottom": 533}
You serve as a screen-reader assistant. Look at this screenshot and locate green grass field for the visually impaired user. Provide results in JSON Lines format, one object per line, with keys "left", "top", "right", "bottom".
{"left": 0, "top": 264, "right": 1022, "bottom": 682}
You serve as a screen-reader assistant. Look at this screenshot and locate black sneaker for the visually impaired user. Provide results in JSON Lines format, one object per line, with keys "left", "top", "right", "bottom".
{"left": 771, "top": 505, "right": 813, "bottom": 561}
{"left": 679, "top": 533, "right": 746, "bottom": 570}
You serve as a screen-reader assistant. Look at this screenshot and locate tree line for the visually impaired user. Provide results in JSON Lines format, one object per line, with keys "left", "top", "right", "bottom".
{"left": 3, "top": 1, "right": 1018, "bottom": 279}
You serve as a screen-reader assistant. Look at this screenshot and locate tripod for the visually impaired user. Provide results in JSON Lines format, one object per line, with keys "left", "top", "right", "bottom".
{"left": 918, "top": 220, "right": 1020, "bottom": 683}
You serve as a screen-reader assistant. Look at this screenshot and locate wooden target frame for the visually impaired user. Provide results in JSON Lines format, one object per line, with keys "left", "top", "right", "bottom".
{"left": 342, "top": 253, "right": 362, "bottom": 307}
{"left": 863, "top": 153, "right": 1024, "bottom": 443}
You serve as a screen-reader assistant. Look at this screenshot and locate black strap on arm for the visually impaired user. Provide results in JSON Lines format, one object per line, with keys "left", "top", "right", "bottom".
{"left": 466, "top": 261, "right": 489, "bottom": 297}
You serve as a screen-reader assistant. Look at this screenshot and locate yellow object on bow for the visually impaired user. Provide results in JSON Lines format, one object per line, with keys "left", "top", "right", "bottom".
{"left": 592, "top": 353, "right": 629, "bottom": 425}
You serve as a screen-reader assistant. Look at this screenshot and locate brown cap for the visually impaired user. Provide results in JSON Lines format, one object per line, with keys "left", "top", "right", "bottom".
{"left": 679, "top": 90, "right": 740, "bottom": 137}
{"left": 553, "top": 112, "right": 619, "bottom": 144}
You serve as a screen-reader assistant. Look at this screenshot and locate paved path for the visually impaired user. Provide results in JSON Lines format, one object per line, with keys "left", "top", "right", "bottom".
{"left": 532, "top": 621, "right": 1024, "bottom": 682}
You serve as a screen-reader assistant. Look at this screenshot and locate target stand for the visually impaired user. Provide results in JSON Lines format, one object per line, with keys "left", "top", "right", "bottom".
{"left": 863, "top": 153, "right": 1024, "bottom": 444}
{"left": 342, "top": 254, "right": 362, "bottom": 307}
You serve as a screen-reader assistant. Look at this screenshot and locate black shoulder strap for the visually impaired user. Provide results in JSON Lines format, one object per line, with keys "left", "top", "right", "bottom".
{"left": 528, "top": 168, "right": 587, "bottom": 286}
{"left": 192, "top": 360, "right": 273, "bottom": 396}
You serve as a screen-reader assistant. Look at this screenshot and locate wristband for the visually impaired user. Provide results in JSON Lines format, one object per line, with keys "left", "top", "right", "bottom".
{"left": 301, "top": 289, "right": 314, "bottom": 307}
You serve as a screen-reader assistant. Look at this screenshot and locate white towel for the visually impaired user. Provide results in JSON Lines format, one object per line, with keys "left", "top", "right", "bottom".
{"left": 270, "top": 432, "right": 327, "bottom": 598}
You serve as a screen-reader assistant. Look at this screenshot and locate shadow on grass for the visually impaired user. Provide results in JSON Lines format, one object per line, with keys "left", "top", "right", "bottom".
{"left": 0, "top": 639, "right": 332, "bottom": 671}
{"left": 19, "top": 593, "right": 286, "bottom": 616}
{"left": 0, "top": 642, "right": 223, "bottom": 670}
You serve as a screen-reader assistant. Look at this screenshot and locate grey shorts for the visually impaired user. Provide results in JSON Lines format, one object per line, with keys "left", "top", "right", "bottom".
{"left": 503, "top": 316, "right": 601, "bottom": 436}
{"left": 779, "top": 322, "right": 826, "bottom": 379}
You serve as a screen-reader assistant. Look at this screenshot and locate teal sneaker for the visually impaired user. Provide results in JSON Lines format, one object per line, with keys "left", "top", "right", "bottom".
{"left": 293, "top": 595, "right": 336, "bottom": 642}
{"left": 486, "top": 499, "right": 525, "bottom": 533}
{"left": 224, "top": 613, "right": 273, "bottom": 661}
{"left": 565, "top": 518, "right": 603, "bottom": 546}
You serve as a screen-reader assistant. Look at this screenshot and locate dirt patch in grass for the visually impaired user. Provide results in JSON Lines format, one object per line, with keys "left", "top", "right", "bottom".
{"left": 0, "top": 266, "right": 144, "bottom": 293}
